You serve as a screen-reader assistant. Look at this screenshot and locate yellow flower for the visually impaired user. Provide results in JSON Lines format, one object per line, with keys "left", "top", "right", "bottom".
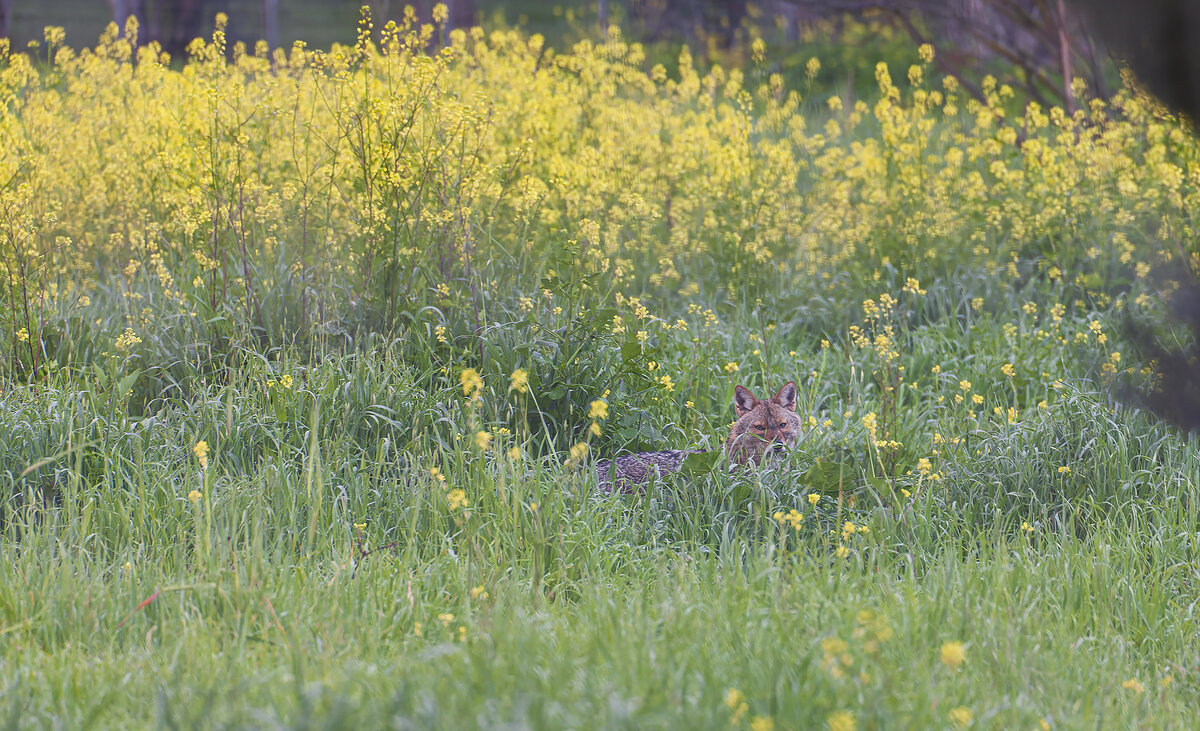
{"left": 948, "top": 706, "right": 973, "bottom": 727}
{"left": 474, "top": 430, "right": 492, "bottom": 451}
{"left": 437, "top": 612, "right": 455, "bottom": 626}
{"left": 508, "top": 446, "right": 522, "bottom": 460}
{"left": 959, "top": 380, "right": 971, "bottom": 392}
{"left": 725, "top": 687, "right": 749, "bottom": 725}
{"left": 750, "top": 37, "right": 766, "bottom": 64}
{"left": 773, "top": 509, "right": 804, "bottom": 530}
{"left": 569, "top": 442, "right": 588, "bottom": 463}
{"left": 808, "top": 494, "right": 820, "bottom": 506}
{"left": 460, "top": 368, "right": 483, "bottom": 397}
{"left": 750, "top": 717, "right": 774, "bottom": 731}
{"left": 658, "top": 373, "right": 675, "bottom": 391}
{"left": 193, "top": 440, "right": 209, "bottom": 470}
{"left": 470, "top": 585, "right": 488, "bottom": 600}
{"left": 826, "top": 710, "right": 856, "bottom": 731}
{"left": 918, "top": 43, "right": 935, "bottom": 63}
{"left": 1001, "top": 363, "right": 1015, "bottom": 378}
{"left": 16, "top": 328, "right": 28, "bottom": 342}
{"left": 724, "top": 361, "right": 739, "bottom": 373}
{"left": 588, "top": 400, "right": 609, "bottom": 420}
{"left": 940, "top": 640, "right": 966, "bottom": 669}
{"left": 446, "top": 488, "right": 468, "bottom": 511}
{"left": 115, "top": 327, "right": 142, "bottom": 351}
{"left": 724, "top": 688, "right": 746, "bottom": 710}
{"left": 1122, "top": 678, "right": 1145, "bottom": 694}
{"left": 353, "top": 522, "right": 367, "bottom": 532}
{"left": 1057, "top": 465, "right": 1071, "bottom": 475}
{"left": 187, "top": 489, "right": 202, "bottom": 503}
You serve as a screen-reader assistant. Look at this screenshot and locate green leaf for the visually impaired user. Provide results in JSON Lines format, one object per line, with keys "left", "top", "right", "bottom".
{"left": 621, "top": 340, "right": 641, "bottom": 363}
{"left": 680, "top": 450, "right": 720, "bottom": 476}
{"left": 803, "top": 460, "right": 851, "bottom": 494}
{"left": 115, "top": 370, "right": 140, "bottom": 399}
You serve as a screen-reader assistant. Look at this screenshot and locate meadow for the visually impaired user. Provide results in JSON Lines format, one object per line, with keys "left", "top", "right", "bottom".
{"left": 2, "top": 8, "right": 1200, "bottom": 728}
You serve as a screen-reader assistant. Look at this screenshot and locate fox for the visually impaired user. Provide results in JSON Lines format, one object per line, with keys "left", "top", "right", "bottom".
{"left": 596, "top": 381, "right": 801, "bottom": 492}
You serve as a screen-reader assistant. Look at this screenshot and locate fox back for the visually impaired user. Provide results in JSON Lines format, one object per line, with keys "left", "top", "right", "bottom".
{"left": 597, "top": 381, "right": 800, "bottom": 492}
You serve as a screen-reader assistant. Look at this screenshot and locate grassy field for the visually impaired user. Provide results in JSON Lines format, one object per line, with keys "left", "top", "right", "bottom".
{"left": 2, "top": 8, "right": 1200, "bottom": 729}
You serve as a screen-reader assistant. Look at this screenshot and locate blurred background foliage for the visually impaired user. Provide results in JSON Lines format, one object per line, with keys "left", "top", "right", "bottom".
{"left": 1, "top": 0, "right": 1135, "bottom": 112}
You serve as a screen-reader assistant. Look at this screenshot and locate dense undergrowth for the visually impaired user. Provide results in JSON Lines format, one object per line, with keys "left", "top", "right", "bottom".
{"left": 2, "top": 7, "right": 1200, "bottom": 729}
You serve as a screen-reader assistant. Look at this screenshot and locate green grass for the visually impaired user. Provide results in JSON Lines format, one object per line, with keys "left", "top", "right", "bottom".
{"left": 3, "top": 279, "right": 1200, "bottom": 727}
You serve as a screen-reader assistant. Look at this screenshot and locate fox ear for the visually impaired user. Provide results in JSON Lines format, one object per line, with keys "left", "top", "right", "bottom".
{"left": 773, "top": 381, "right": 798, "bottom": 411}
{"left": 733, "top": 385, "right": 759, "bottom": 416}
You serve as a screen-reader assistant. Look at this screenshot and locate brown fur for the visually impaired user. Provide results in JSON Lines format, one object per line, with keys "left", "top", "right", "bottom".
{"left": 597, "top": 381, "right": 801, "bottom": 492}
{"left": 724, "top": 382, "right": 801, "bottom": 466}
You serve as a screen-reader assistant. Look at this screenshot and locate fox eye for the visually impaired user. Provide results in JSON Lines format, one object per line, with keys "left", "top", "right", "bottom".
{"left": 778, "top": 422, "right": 788, "bottom": 429}
{"left": 754, "top": 424, "right": 765, "bottom": 431}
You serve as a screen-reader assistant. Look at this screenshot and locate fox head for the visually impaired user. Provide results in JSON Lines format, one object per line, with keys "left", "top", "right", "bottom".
{"left": 725, "top": 381, "right": 801, "bottom": 465}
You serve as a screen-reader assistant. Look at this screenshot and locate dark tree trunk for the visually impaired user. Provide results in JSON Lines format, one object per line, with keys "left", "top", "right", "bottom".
{"left": 264, "top": 0, "right": 279, "bottom": 49}
{"left": 0, "top": 0, "right": 12, "bottom": 39}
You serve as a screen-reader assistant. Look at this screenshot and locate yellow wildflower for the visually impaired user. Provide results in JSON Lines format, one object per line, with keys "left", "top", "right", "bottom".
{"left": 474, "top": 430, "right": 492, "bottom": 451}
{"left": 460, "top": 368, "right": 483, "bottom": 397}
{"left": 940, "top": 640, "right": 966, "bottom": 669}
{"left": 750, "top": 717, "right": 774, "bottom": 731}
{"left": 446, "top": 489, "right": 468, "bottom": 511}
{"left": 826, "top": 710, "right": 856, "bottom": 731}
{"left": 193, "top": 440, "right": 209, "bottom": 470}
